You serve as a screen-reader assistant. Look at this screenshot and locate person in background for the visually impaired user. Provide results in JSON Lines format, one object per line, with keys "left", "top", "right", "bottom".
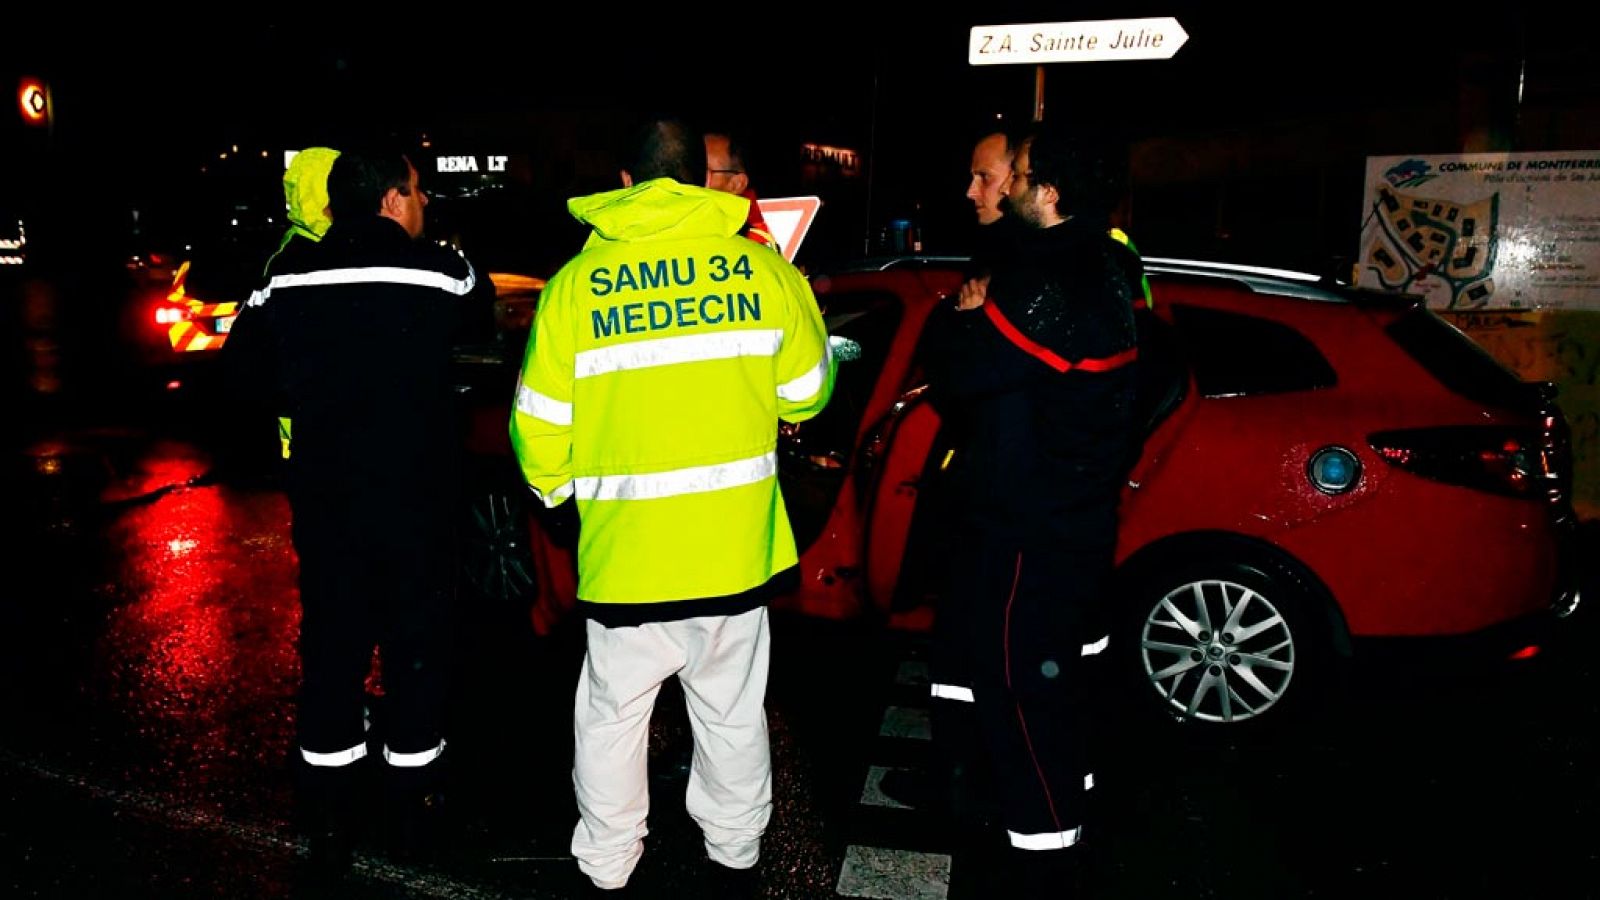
{"left": 511, "top": 116, "right": 834, "bottom": 896}
{"left": 964, "top": 126, "right": 1026, "bottom": 272}
{"left": 212, "top": 146, "right": 341, "bottom": 483}
{"left": 265, "top": 146, "right": 340, "bottom": 274}
{"left": 705, "top": 130, "right": 780, "bottom": 253}
{"left": 229, "top": 146, "right": 474, "bottom": 873}
{"left": 920, "top": 120, "right": 1142, "bottom": 896}
{"left": 880, "top": 124, "right": 1030, "bottom": 824}
{"left": 965, "top": 125, "right": 1151, "bottom": 306}
{"left": 265, "top": 146, "right": 340, "bottom": 460}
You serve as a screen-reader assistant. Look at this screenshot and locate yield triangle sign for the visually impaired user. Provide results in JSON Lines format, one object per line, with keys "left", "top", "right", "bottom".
{"left": 755, "top": 196, "right": 822, "bottom": 264}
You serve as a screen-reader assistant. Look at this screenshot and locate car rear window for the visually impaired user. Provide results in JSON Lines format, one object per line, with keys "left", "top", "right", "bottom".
{"left": 184, "top": 235, "right": 278, "bottom": 301}
{"left": 1384, "top": 308, "right": 1533, "bottom": 411}
{"left": 1168, "top": 304, "right": 1336, "bottom": 397}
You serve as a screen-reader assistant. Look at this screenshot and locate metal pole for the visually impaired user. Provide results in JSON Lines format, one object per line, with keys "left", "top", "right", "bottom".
{"left": 1033, "top": 65, "right": 1046, "bottom": 121}
{"left": 864, "top": 67, "right": 880, "bottom": 256}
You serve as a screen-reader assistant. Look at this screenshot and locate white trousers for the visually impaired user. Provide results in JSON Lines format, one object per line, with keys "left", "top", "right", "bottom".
{"left": 571, "top": 606, "right": 772, "bottom": 889}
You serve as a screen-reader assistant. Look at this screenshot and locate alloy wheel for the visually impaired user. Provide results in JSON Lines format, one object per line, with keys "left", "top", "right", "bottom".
{"left": 461, "top": 489, "right": 535, "bottom": 606}
{"left": 1139, "top": 578, "right": 1295, "bottom": 723}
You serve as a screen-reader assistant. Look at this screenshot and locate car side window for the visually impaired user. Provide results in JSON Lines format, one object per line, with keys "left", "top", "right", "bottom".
{"left": 1133, "top": 308, "right": 1188, "bottom": 432}
{"left": 779, "top": 289, "right": 903, "bottom": 551}
{"left": 804, "top": 290, "right": 903, "bottom": 456}
{"left": 1168, "top": 303, "right": 1336, "bottom": 398}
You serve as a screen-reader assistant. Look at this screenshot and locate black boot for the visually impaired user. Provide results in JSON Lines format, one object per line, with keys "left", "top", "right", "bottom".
{"left": 704, "top": 860, "right": 759, "bottom": 900}
{"left": 294, "top": 759, "right": 367, "bottom": 877}
{"left": 1003, "top": 846, "right": 1089, "bottom": 899}
{"left": 383, "top": 763, "right": 450, "bottom": 865}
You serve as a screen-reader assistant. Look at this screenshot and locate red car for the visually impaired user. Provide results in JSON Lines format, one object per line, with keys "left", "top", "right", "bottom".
{"left": 456, "top": 256, "right": 1580, "bottom": 727}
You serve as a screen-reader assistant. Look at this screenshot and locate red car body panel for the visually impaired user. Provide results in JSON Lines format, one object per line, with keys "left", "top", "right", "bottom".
{"left": 497, "top": 259, "right": 1568, "bottom": 651}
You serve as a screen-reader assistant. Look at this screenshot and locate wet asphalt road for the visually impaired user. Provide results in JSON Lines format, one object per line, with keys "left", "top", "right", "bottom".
{"left": 5, "top": 311, "right": 1600, "bottom": 898}
{"left": 0, "top": 369, "right": 855, "bottom": 898}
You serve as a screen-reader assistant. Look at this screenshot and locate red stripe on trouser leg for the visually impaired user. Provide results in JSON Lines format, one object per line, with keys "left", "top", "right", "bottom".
{"left": 971, "top": 538, "right": 1110, "bottom": 843}
{"left": 1003, "top": 552, "right": 1064, "bottom": 834}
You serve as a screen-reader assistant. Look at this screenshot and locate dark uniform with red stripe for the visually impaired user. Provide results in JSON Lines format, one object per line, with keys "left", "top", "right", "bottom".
{"left": 922, "top": 216, "right": 1140, "bottom": 856}
{"left": 230, "top": 215, "right": 474, "bottom": 795}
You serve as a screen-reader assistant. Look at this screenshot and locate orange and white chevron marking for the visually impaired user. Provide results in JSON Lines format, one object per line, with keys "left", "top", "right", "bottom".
{"left": 166, "top": 299, "right": 240, "bottom": 352}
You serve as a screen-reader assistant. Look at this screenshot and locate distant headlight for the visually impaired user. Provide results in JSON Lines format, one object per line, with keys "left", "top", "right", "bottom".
{"left": 1307, "top": 445, "right": 1361, "bottom": 494}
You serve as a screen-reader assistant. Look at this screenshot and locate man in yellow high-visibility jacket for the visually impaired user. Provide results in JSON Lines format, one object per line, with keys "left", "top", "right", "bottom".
{"left": 266, "top": 146, "right": 340, "bottom": 459}
{"left": 510, "top": 116, "right": 834, "bottom": 894}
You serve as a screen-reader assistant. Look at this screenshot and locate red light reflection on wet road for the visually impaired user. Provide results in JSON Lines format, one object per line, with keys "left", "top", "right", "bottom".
{"left": 102, "top": 481, "right": 301, "bottom": 789}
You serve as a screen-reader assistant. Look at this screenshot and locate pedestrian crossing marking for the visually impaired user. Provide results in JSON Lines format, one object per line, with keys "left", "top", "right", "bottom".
{"left": 861, "top": 765, "right": 915, "bottom": 809}
{"left": 878, "top": 706, "right": 931, "bottom": 740}
{"left": 836, "top": 845, "right": 951, "bottom": 899}
{"left": 894, "top": 660, "right": 929, "bottom": 687}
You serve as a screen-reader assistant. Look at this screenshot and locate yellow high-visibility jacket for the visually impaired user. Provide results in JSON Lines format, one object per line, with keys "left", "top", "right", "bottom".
{"left": 1108, "top": 227, "right": 1154, "bottom": 309}
{"left": 264, "top": 146, "right": 340, "bottom": 459}
{"left": 265, "top": 147, "right": 339, "bottom": 276}
{"left": 511, "top": 179, "right": 835, "bottom": 620}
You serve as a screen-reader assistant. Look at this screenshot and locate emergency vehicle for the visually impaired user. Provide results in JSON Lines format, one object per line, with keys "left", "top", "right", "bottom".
{"left": 155, "top": 258, "right": 240, "bottom": 353}
{"left": 128, "top": 145, "right": 281, "bottom": 371}
{"left": 128, "top": 230, "right": 273, "bottom": 373}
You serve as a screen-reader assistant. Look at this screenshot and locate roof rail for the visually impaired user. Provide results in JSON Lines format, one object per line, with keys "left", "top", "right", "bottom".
{"left": 825, "top": 255, "right": 969, "bottom": 274}
{"left": 1143, "top": 257, "right": 1321, "bottom": 282}
{"left": 1144, "top": 257, "right": 1347, "bottom": 303}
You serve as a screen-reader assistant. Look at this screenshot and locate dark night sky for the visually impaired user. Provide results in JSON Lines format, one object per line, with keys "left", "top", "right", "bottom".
{"left": 24, "top": 8, "right": 1516, "bottom": 160}
{"left": 9, "top": 7, "right": 1599, "bottom": 270}
{"left": 31, "top": 10, "right": 1571, "bottom": 142}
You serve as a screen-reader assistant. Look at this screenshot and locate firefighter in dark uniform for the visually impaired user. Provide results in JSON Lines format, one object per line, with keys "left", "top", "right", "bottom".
{"left": 228, "top": 147, "right": 475, "bottom": 870}
{"left": 921, "top": 121, "right": 1141, "bottom": 895}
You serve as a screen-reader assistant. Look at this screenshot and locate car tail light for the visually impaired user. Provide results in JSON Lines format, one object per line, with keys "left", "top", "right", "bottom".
{"left": 1369, "top": 425, "right": 1564, "bottom": 502}
{"left": 154, "top": 301, "right": 192, "bottom": 325}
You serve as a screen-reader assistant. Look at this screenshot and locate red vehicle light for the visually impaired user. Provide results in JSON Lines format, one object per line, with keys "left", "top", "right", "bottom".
{"left": 154, "top": 304, "right": 192, "bottom": 326}
{"left": 1508, "top": 644, "right": 1541, "bottom": 661}
{"left": 1369, "top": 426, "right": 1546, "bottom": 500}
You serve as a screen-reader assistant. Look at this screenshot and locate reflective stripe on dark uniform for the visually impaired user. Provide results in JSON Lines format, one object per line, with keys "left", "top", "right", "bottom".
{"left": 234, "top": 216, "right": 475, "bottom": 772}
{"left": 921, "top": 218, "right": 1140, "bottom": 853}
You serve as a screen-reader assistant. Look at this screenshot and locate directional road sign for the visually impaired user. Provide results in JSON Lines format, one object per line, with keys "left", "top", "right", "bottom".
{"left": 969, "top": 17, "right": 1188, "bottom": 65}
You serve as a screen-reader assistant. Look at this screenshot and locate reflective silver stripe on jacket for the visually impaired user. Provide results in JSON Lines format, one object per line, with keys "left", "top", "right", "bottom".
{"left": 575, "top": 330, "right": 782, "bottom": 379}
{"left": 247, "top": 265, "right": 477, "bottom": 307}
{"left": 383, "top": 740, "right": 446, "bottom": 768}
{"left": 532, "top": 481, "right": 575, "bottom": 508}
{"left": 575, "top": 451, "right": 776, "bottom": 502}
{"left": 930, "top": 683, "right": 975, "bottom": 703}
{"left": 1008, "top": 826, "right": 1082, "bottom": 851}
{"left": 516, "top": 384, "right": 573, "bottom": 425}
{"left": 777, "top": 343, "right": 833, "bottom": 400}
{"left": 301, "top": 742, "right": 368, "bottom": 767}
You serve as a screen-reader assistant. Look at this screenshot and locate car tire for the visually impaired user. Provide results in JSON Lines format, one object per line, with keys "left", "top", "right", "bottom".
{"left": 1118, "top": 553, "right": 1331, "bottom": 731}
{"left": 459, "top": 476, "right": 537, "bottom": 612}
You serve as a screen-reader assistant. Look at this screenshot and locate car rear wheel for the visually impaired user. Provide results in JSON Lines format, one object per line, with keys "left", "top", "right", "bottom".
{"left": 1125, "top": 558, "right": 1324, "bottom": 728}
{"left": 460, "top": 482, "right": 537, "bottom": 609}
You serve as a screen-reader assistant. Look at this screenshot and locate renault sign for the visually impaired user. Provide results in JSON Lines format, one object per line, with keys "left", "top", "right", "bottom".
{"left": 970, "top": 17, "right": 1188, "bottom": 65}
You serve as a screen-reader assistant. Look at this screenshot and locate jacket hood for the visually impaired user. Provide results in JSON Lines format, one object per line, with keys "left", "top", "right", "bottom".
{"left": 284, "top": 147, "right": 339, "bottom": 241}
{"left": 568, "top": 179, "right": 749, "bottom": 246}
